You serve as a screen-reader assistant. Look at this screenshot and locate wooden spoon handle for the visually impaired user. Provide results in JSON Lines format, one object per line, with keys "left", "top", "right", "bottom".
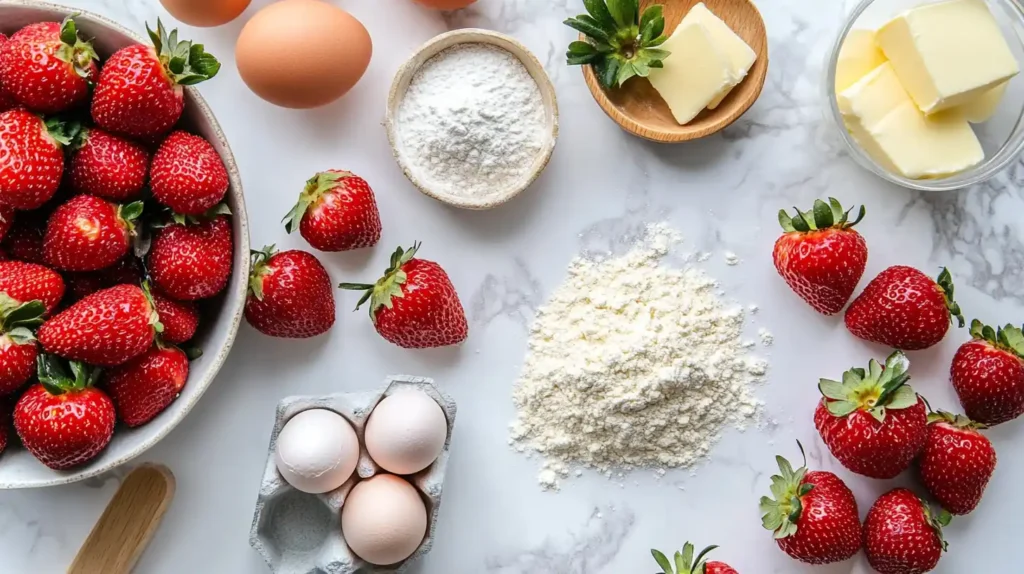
{"left": 68, "top": 464, "right": 176, "bottom": 574}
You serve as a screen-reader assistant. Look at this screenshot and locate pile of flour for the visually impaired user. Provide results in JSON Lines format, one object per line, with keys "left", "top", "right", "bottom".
{"left": 395, "top": 43, "right": 546, "bottom": 199}
{"left": 509, "top": 224, "right": 766, "bottom": 490}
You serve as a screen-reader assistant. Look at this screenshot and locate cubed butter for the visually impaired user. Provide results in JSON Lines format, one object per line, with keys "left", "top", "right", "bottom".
{"left": 957, "top": 81, "right": 1009, "bottom": 123}
{"left": 877, "top": 0, "right": 1019, "bottom": 114}
{"left": 648, "top": 22, "right": 736, "bottom": 125}
{"left": 839, "top": 62, "right": 984, "bottom": 179}
{"left": 677, "top": 3, "right": 757, "bottom": 109}
{"left": 836, "top": 29, "right": 887, "bottom": 92}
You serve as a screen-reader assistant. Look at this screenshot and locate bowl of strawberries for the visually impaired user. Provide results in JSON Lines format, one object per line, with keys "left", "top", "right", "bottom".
{"left": 0, "top": 1, "right": 249, "bottom": 487}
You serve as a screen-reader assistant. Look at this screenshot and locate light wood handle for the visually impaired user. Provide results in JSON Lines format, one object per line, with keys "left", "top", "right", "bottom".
{"left": 68, "top": 464, "right": 176, "bottom": 574}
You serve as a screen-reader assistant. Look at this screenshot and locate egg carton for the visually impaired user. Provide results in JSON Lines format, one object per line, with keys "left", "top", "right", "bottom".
{"left": 249, "top": 375, "right": 457, "bottom": 574}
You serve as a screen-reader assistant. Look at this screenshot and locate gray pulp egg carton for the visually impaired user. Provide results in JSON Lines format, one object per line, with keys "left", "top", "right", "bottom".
{"left": 249, "top": 375, "right": 457, "bottom": 574}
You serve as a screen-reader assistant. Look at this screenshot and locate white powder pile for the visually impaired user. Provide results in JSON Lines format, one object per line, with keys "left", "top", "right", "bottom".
{"left": 396, "top": 43, "right": 546, "bottom": 199}
{"left": 509, "top": 224, "right": 766, "bottom": 490}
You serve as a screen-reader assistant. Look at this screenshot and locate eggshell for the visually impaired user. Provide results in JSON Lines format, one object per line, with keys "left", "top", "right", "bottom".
{"left": 412, "top": 0, "right": 478, "bottom": 8}
{"left": 364, "top": 390, "right": 447, "bottom": 475}
{"left": 341, "top": 474, "right": 427, "bottom": 565}
{"left": 160, "top": 0, "right": 251, "bottom": 27}
{"left": 274, "top": 409, "right": 359, "bottom": 494}
{"left": 236, "top": 0, "right": 372, "bottom": 109}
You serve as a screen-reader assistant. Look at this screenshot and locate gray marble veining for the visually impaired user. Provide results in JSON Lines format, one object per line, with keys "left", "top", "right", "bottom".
{"left": 0, "top": 0, "right": 1022, "bottom": 573}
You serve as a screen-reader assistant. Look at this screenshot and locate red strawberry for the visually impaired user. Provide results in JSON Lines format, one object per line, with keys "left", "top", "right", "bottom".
{"left": 283, "top": 170, "right": 382, "bottom": 252}
{"left": 773, "top": 199, "right": 867, "bottom": 315}
{"left": 759, "top": 447, "right": 861, "bottom": 564}
{"left": 652, "top": 543, "right": 738, "bottom": 574}
{"left": 105, "top": 345, "right": 189, "bottom": 427}
{"left": 340, "top": 243, "right": 467, "bottom": 349}
{"left": 0, "top": 204, "right": 12, "bottom": 241}
{"left": 150, "top": 131, "right": 229, "bottom": 216}
{"left": 68, "top": 127, "right": 149, "bottom": 201}
{"left": 1, "top": 216, "right": 45, "bottom": 263}
{"left": 951, "top": 320, "right": 1024, "bottom": 425}
{"left": 0, "top": 19, "right": 98, "bottom": 114}
{"left": 0, "top": 34, "right": 14, "bottom": 114}
{"left": 38, "top": 284, "right": 161, "bottom": 366}
{"left": 814, "top": 350, "right": 927, "bottom": 479}
{"left": 845, "top": 266, "right": 963, "bottom": 350}
{"left": 91, "top": 20, "right": 220, "bottom": 139}
{"left": 0, "top": 295, "right": 44, "bottom": 395}
{"left": 148, "top": 215, "right": 233, "bottom": 300}
{"left": 0, "top": 400, "right": 9, "bottom": 456}
{"left": 64, "top": 257, "right": 143, "bottom": 302}
{"left": 43, "top": 195, "right": 143, "bottom": 272}
{"left": 153, "top": 292, "right": 199, "bottom": 344}
{"left": 918, "top": 411, "right": 996, "bottom": 515}
{"left": 864, "top": 488, "right": 949, "bottom": 574}
{"left": 14, "top": 356, "right": 115, "bottom": 470}
{"left": 245, "top": 247, "right": 335, "bottom": 338}
{"left": 0, "top": 260, "right": 65, "bottom": 314}
{"left": 0, "top": 109, "right": 75, "bottom": 210}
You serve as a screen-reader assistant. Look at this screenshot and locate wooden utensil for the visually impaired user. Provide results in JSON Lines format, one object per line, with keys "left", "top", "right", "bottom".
{"left": 68, "top": 464, "right": 176, "bottom": 574}
{"left": 582, "top": 0, "right": 769, "bottom": 143}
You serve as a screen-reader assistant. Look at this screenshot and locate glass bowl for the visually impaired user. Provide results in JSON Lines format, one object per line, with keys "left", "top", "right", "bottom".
{"left": 825, "top": 0, "right": 1024, "bottom": 191}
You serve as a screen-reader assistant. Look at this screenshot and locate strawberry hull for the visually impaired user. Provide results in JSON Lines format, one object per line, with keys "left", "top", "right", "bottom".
{"left": 814, "top": 399, "right": 927, "bottom": 479}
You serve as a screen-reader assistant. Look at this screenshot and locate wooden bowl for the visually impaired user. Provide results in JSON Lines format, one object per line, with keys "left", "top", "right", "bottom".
{"left": 582, "top": 0, "right": 769, "bottom": 143}
{"left": 386, "top": 29, "right": 559, "bottom": 210}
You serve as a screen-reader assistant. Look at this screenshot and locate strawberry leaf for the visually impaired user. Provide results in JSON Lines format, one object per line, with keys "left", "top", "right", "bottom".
{"left": 651, "top": 549, "right": 672, "bottom": 573}
{"left": 606, "top": 0, "right": 638, "bottom": 28}
{"left": 826, "top": 400, "right": 858, "bottom": 417}
{"left": 818, "top": 378, "right": 846, "bottom": 400}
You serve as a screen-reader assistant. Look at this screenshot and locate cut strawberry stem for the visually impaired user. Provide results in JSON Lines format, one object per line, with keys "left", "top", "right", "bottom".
{"left": 146, "top": 19, "right": 220, "bottom": 86}
{"left": 36, "top": 354, "right": 101, "bottom": 396}
{"left": 43, "top": 116, "right": 82, "bottom": 147}
{"left": 56, "top": 16, "right": 98, "bottom": 80}
{"left": 759, "top": 446, "right": 813, "bottom": 540}
{"left": 564, "top": 0, "right": 670, "bottom": 89}
{"left": 970, "top": 318, "right": 1024, "bottom": 358}
{"left": 926, "top": 409, "right": 986, "bottom": 429}
{"left": 339, "top": 242, "right": 422, "bottom": 324}
{"left": 283, "top": 171, "right": 351, "bottom": 234}
{"left": 651, "top": 542, "right": 721, "bottom": 574}
{"left": 0, "top": 294, "right": 44, "bottom": 344}
{"left": 920, "top": 497, "right": 952, "bottom": 551}
{"left": 819, "top": 350, "right": 916, "bottom": 423}
{"left": 248, "top": 245, "right": 278, "bottom": 301}
{"left": 935, "top": 268, "right": 964, "bottom": 328}
{"left": 778, "top": 198, "right": 865, "bottom": 232}
{"left": 141, "top": 281, "right": 165, "bottom": 334}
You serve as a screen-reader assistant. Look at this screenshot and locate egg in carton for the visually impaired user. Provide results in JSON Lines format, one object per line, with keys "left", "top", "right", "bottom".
{"left": 249, "top": 375, "right": 457, "bottom": 574}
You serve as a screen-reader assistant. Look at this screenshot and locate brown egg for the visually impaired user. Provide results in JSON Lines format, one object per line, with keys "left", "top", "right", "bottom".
{"left": 160, "top": 0, "right": 251, "bottom": 27}
{"left": 413, "top": 0, "right": 478, "bottom": 8}
{"left": 236, "top": 0, "right": 372, "bottom": 109}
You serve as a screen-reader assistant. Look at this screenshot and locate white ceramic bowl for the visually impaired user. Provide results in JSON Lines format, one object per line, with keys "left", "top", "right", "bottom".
{"left": 825, "top": 0, "right": 1024, "bottom": 191}
{"left": 385, "top": 29, "right": 559, "bottom": 210}
{"left": 0, "top": 0, "right": 250, "bottom": 488}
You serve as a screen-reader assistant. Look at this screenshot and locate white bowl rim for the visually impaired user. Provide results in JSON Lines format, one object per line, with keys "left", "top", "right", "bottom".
{"left": 384, "top": 28, "right": 560, "bottom": 211}
{"left": 0, "top": 0, "right": 251, "bottom": 488}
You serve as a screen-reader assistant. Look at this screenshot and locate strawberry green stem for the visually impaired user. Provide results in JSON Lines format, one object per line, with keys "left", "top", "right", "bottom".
{"left": 339, "top": 242, "right": 422, "bottom": 324}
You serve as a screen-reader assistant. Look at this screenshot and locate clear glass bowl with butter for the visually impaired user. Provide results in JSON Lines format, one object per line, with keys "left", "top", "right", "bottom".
{"left": 826, "top": 0, "right": 1024, "bottom": 191}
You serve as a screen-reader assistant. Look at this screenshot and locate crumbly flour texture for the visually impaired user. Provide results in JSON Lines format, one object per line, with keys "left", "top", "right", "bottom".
{"left": 510, "top": 224, "right": 766, "bottom": 490}
{"left": 396, "top": 43, "right": 546, "bottom": 199}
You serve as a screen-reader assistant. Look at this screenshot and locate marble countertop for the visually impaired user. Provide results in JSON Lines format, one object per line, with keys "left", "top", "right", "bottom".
{"left": 1, "top": 0, "right": 1022, "bottom": 572}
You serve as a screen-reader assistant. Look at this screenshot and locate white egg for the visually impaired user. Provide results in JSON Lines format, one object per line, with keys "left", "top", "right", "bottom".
{"left": 274, "top": 409, "right": 359, "bottom": 494}
{"left": 364, "top": 390, "right": 447, "bottom": 475}
{"left": 341, "top": 474, "right": 427, "bottom": 565}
